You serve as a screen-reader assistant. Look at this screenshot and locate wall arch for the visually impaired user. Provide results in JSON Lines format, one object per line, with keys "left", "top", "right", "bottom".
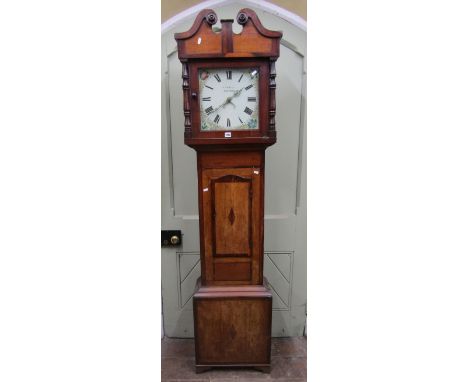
{"left": 162, "top": 0, "right": 306, "bottom": 33}
{"left": 161, "top": 1, "right": 307, "bottom": 338}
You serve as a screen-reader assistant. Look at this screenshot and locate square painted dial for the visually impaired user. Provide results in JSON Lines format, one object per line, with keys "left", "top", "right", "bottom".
{"left": 198, "top": 68, "right": 259, "bottom": 131}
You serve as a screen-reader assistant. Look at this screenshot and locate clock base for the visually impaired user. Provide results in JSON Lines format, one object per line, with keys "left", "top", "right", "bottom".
{"left": 195, "top": 364, "right": 271, "bottom": 374}
{"left": 193, "top": 277, "right": 272, "bottom": 372}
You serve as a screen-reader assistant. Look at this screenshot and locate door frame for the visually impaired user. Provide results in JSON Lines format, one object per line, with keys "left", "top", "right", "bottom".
{"left": 162, "top": 1, "right": 307, "bottom": 337}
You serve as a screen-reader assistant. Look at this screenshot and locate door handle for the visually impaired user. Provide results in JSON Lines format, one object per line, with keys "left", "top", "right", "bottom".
{"left": 161, "top": 230, "right": 182, "bottom": 247}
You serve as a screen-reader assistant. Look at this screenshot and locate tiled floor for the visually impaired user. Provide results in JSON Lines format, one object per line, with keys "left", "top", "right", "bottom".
{"left": 162, "top": 337, "right": 307, "bottom": 382}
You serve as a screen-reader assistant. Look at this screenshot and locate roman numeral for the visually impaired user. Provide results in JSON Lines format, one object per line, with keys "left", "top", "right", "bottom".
{"left": 205, "top": 106, "right": 214, "bottom": 114}
{"left": 226, "top": 70, "right": 232, "bottom": 80}
{"left": 238, "top": 117, "right": 244, "bottom": 124}
{"left": 238, "top": 74, "right": 244, "bottom": 82}
{"left": 214, "top": 74, "right": 221, "bottom": 82}
{"left": 227, "top": 118, "right": 231, "bottom": 127}
{"left": 244, "top": 107, "right": 253, "bottom": 115}
{"left": 248, "top": 97, "right": 256, "bottom": 102}
{"left": 214, "top": 114, "right": 220, "bottom": 124}
{"left": 245, "top": 84, "right": 253, "bottom": 90}
{"left": 205, "top": 85, "right": 213, "bottom": 90}
{"left": 202, "top": 97, "right": 211, "bottom": 101}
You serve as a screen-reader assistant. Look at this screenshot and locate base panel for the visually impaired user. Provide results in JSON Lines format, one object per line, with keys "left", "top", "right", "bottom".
{"left": 193, "top": 278, "right": 272, "bottom": 371}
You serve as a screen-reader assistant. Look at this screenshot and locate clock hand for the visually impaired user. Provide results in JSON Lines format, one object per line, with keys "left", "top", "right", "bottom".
{"left": 212, "top": 92, "right": 237, "bottom": 113}
{"left": 211, "top": 99, "right": 230, "bottom": 114}
{"left": 231, "top": 87, "right": 244, "bottom": 98}
{"left": 225, "top": 88, "right": 245, "bottom": 108}
{"left": 222, "top": 88, "right": 245, "bottom": 107}
{"left": 209, "top": 86, "right": 248, "bottom": 115}
{"left": 222, "top": 87, "right": 245, "bottom": 105}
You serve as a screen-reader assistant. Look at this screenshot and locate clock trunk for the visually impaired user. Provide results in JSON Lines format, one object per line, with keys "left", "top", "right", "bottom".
{"left": 197, "top": 150, "right": 265, "bottom": 285}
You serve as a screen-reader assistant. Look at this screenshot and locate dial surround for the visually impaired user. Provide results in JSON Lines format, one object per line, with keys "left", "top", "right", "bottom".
{"left": 198, "top": 67, "right": 259, "bottom": 131}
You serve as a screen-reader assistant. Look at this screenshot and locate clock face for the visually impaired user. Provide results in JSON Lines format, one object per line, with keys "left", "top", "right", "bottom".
{"left": 198, "top": 67, "right": 259, "bottom": 131}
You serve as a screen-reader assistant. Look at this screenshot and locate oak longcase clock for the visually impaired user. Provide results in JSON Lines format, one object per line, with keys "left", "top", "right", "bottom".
{"left": 174, "top": 8, "right": 282, "bottom": 372}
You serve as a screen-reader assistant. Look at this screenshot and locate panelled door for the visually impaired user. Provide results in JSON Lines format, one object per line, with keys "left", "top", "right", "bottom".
{"left": 201, "top": 166, "right": 262, "bottom": 285}
{"left": 162, "top": 2, "right": 306, "bottom": 337}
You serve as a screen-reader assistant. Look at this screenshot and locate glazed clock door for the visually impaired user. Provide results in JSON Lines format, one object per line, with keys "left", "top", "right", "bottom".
{"left": 162, "top": 2, "right": 306, "bottom": 338}
{"left": 198, "top": 67, "right": 260, "bottom": 131}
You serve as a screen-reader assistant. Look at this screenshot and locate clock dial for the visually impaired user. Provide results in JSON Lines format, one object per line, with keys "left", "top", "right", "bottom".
{"left": 199, "top": 68, "right": 259, "bottom": 131}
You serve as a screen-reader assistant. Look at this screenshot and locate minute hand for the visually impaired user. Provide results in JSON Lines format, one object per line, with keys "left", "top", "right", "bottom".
{"left": 231, "top": 87, "right": 245, "bottom": 98}
{"left": 212, "top": 87, "right": 245, "bottom": 113}
{"left": 211, "top": 98, "right": 230, "bottom": 114}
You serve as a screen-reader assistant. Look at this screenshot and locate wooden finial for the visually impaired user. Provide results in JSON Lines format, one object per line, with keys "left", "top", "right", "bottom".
{"left": 175, "top": 8, "right": 282, "bottom": 59}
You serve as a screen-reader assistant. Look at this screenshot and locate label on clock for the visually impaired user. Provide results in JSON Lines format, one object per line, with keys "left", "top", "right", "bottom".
{"left": 224, "top": 132, "right": 231, "bottom": 138}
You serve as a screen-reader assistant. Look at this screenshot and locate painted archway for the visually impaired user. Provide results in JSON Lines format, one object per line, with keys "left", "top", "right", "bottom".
{"left": 161, "top": 0, "right": 307, "bottom": 337}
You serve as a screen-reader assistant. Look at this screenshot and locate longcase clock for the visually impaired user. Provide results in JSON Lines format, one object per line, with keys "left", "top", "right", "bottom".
{"left": 174, "top": 8, "right": 282, "bottom": 372}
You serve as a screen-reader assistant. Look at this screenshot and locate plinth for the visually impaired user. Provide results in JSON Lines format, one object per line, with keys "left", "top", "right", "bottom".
{"left": 193, "top": 278, "right": 272, "bottom": 373}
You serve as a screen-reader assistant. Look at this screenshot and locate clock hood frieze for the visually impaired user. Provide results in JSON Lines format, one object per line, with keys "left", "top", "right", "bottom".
{"left": 174, "top": 8, "right": 282, "bottom": 60}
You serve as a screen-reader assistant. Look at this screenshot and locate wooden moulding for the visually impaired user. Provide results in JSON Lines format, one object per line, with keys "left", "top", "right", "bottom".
{"left": 193, "top": 277, "right": 272, "bottom": 373}
{"left": 182, "top": 62, "right": 192, "bottom": 139}
{"left": 174, "top": 8, "right": 282, "bottom": 59}
{"left": 268, "top": 61, "right": 277, "bottom": 139}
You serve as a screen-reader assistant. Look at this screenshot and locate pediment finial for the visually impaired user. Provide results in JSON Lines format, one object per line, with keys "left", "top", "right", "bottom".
{"left": 175, "top": 8, "right": 282, "bottom": 59}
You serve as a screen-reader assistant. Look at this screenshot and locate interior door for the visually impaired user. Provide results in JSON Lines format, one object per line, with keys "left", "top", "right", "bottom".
{"left": 162, "top": 3, "right": 306, "bottom": 337}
